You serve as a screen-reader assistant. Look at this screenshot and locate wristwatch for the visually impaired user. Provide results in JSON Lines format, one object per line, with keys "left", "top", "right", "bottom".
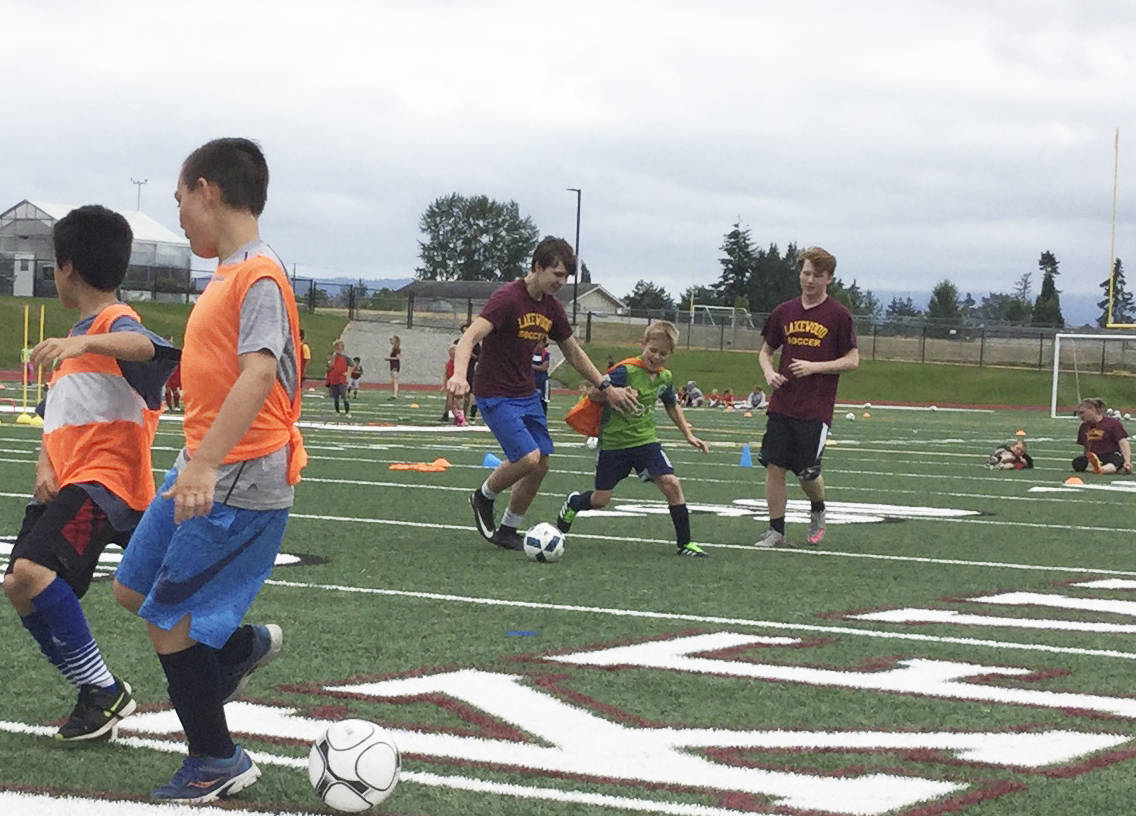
{"left": 597, "top": 374, "right": 612, "bottom": 391}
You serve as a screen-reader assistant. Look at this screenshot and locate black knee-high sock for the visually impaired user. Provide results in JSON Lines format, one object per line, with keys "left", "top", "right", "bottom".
{"left": 810, "top": 500, "right": 825, "bottom": 512}
{"left": 669, "top": 504, "right": 691, "bottom": 547}
{"left": 770, "top": 516, "right": 786, "bottom": 534}
{"left": 159, "top": 644, "right": 235, "bottom": 759}
{"left": 218, "top": 625, "right": 253, "bottom": 668}
{"left": 569, "top": 491, "right": 593, "bottom": 512}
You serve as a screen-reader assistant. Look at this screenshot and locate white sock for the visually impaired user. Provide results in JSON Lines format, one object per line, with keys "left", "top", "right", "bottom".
{"left": 501, "top": 508, "right": 525, "bottom": 528}
{"left": 480, "top": 481, "right": 498, "bottom": 500}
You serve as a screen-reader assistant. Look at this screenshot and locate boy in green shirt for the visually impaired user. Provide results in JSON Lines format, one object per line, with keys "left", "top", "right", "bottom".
{"left": 557, "top": 321, "right": 710, "bottom": 556}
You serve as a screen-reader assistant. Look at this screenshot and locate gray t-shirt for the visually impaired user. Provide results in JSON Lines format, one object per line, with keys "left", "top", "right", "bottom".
{"left": 173, "top": 241, "right": 298, "bottom": 511}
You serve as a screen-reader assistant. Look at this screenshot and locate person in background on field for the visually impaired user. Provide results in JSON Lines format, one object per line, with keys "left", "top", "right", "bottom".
{"left": 707, "top": 388, "right": 722, "bottom": 408}
{"left": 742, "top": 384, "right": 767, "bottom": 410}
{"left": 755, "top": 246, "right": 858, "bottom": 549}
{"left": 327, "top": 339, "right": 351, "bottom": 415}
{"left": 557, "top": 321, "right": 710, "bottom": 557}
{"left": 532, "top": 335, "right": 551, "bottom": 416}
{"left": 721, "top": 388, "right": 735, "bottom": 408}
{"left": 299, "top": 329, "right": 311, "bottom": 384}
{"left": 387, "top": 335, "right": 400, "bottom": 400}
{"left": 1072, "top": 398, "right": 1132, "bottom": 474}
{"left": 164, "top": 335, "right": 183, "bottom": 412}
{"left": 442, "top": 342, "right": 467, "bottom": 425}
{"left": 458, "top": 322, "right": 480, "bottom": 420}
{"left": 988, "top": 439, "right": 1033, "bottom": 470}
{"left": 112, "top": 137, "right": 307, "bottom": 803}
{"left": 448, "top": 236, "right": 637, "bottom": 550}
{"left": 4, "top": 205, "right": 179, "bottom": 743}
{"left": 684, "top": 381, "right": 704, "bottom": 407}
{"left": 348, "top": 356, "right": 364, "bottom": 400}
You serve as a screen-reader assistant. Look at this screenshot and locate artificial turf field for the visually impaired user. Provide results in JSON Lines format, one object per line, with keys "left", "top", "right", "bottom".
{"left": 1, "top": 385, "right": 1135, "bottom": 816}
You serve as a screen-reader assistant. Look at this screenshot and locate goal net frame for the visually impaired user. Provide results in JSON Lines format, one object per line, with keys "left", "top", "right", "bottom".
{"left": 1050, "top": 332, "right": 1136, "bottom": 418}
{"left": 689, "top": 304, "right": 755, "bottom": 328}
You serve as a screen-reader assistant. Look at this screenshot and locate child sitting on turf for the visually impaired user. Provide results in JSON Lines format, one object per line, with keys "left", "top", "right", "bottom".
{"left": 988, "top": 439, "right": 1033, "bottom": 470}
{"left": 557, "top": 321, "right": 711, "bottom": 557}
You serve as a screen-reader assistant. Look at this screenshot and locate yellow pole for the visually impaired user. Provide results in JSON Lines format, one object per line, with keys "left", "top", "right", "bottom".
{"left": 36, "top": 303, "right": 45, "bottom": 403}
{"left": 1108, "top": 128, "right": 1120, "bottom": 326}
{"left": 21, "top": 304, "right": 29, "bottom": 411}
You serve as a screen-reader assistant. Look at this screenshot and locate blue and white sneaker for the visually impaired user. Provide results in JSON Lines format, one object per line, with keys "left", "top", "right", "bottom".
{"left": 220, "top": 624, "right": 282, "bottom": 703}
{"left": 151, "top": 746, "right": 260, "bottom": 803}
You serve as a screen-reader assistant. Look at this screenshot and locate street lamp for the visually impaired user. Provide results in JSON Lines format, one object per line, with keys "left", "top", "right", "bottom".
{"left": 131, "top": 177, "right": 148, "bottom": 211}
{"left": 566, "top": 187, "right": 581, "bottom": 326}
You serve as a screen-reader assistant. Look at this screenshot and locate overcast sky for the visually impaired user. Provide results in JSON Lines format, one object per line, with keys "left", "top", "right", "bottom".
{"left": 4, "top": 0, "right": 1134, "bottom": 316}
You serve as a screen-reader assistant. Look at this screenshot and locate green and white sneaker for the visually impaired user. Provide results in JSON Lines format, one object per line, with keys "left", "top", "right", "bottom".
{"left": 753, "top": 529, "right": 788, "bottom": 548}
{"left": 557, "top": 492, "right": 580, "bottom": 533}
{"left": 677, "top": 543, "right": 709, "bottom": 558}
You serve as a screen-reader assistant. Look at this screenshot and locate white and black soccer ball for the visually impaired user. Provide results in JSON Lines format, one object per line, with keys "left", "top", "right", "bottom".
{"left": 309, "top": 719, "right": 400, "bottom": 812}
{"left": 585, "top": 436, "right": 599, "bottom": 450}
{"left": 524, "top": 522, "right": 565, "bottom": 562}
{"left": 845, "top": 411, "right": 855, "bottom": 421}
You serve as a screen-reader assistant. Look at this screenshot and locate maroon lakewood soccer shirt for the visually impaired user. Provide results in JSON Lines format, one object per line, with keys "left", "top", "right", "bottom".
{"left": 762, "top": 296, "right": 857, "bottom": 426}
{"left": 473, "top": 279, "right": 573, "bottom": 399}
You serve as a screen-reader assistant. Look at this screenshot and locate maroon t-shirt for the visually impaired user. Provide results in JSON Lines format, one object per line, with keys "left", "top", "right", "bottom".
{"left": 473, "top": 279, "right": 572, "bottom": 398}
{"left": 762, "top": 295, "right": 857, "bottom": 425}
{"left": 1077, "top": 416, "right": 1129, "bottom": 458}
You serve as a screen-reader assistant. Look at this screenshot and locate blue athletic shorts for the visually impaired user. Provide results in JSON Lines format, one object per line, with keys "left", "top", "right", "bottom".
{"left": 595, "top": 442, "right": 674, "bottom": 491}
{"left": 115, "top": 467, "right": 290, "bottom": 649}
{"left": 478, "top": 392, "right": 554, "bottom": 462}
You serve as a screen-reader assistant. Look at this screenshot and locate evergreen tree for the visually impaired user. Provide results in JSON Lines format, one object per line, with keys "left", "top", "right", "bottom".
{"left": 714, "top": 222, "right": 757, "bottom": 306}
{"left": 1097, "top": 258, "right": 1135, "bottom": 326}
{"left": 885, "top": 296, "right": 922, "bottom": 319}
{"left": 1031, "top": 250, "right": 1064, "bottom": 327}
{"left": 623, "top": 280, "right": 676, "bottom": 313}
{"left": 926, "top": 280, "right": 962, "bottom": 323}
{"left": 749, "top": 242, "right": 798, "bottom": 313}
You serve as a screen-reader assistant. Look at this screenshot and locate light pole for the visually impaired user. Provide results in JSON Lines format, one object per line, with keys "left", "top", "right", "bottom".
{"left": 131, "top": 177, "right": 148, "bottom": 211}
{"left": 566, "top": 187, "right": 581, "bottom": 326}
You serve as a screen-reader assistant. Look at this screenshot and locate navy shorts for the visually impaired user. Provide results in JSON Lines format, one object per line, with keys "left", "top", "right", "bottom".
{"left": 595, "top": 443, "right": 674, "bottom": 491}
{"left": 758, "top": 412, "right": 829, "bottom": 480}
{"left": 479, "top": 392, "right": 554, "bottom": 462}
{"left": 7, "top": 486, "right": 130, "bottom": 598}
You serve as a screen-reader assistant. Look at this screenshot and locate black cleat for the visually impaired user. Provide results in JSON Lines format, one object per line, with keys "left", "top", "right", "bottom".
{"left": 491, "top": 527, "right": 524, "bottom": 551}
{"left": 470, "top": 489, "right": 496, "bottom": 540}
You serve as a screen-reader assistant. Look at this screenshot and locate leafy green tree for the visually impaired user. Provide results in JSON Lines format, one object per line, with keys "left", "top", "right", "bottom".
{"left": 1098, "top": 258, "right": 1135, "bottom": 326}
{"left": 885, "top": 296, "right": 922, "bottom": 319}
{"left": 926, "top": 280, "right": 962, "bottom": 323}
{"left": 714, "top": 222, "right": 758, "bottom": 305}
{"left": 624, "top": 280, "right": 676, "bottom": 312}
{"left": 978, "top": 292, "right": 1017, "bottom": 322}
{"left": 416, "top": 193, "right": 539, "bottom": 281}
{"left": 1031, "top": 250, "right": 1064, "bottom": 327}
{"left": 678, "top": 284, "right": 723, "bottom": 309}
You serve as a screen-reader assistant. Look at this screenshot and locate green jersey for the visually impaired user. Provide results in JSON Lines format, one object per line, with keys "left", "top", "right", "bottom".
{"left": 599, "top": 360, "right": 676, "bottom": 450}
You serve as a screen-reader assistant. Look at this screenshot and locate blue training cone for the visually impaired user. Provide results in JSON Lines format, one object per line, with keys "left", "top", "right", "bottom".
{"left": 739, "top": 444, "right": 753, "bottom": 467}
{"left": 482, "top": 451, "right": 502, "bottom": 469}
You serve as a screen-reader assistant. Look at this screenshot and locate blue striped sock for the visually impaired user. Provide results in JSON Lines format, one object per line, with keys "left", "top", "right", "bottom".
{"left": 30, "top": 578, "right": 117, "bottom": 691}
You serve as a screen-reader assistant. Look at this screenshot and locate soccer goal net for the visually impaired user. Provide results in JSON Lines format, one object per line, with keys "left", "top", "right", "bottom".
{"left": 689, "top": 304, "right": 755, "bottom": 328}
{"left": 1050, "top": 333, "right": 1136, "bottom": 418}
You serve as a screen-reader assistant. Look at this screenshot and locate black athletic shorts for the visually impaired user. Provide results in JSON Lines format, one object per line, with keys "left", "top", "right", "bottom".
{"left": 6, "top": 485, "right": 131, "bottom": 598}
{"left": 758, "top": 412, "right": 828, "bottom": 480}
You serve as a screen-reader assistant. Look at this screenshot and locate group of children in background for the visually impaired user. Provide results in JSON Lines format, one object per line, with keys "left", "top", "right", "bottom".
{"left": 678, "top": 381, "right": 767, "bottom": 411}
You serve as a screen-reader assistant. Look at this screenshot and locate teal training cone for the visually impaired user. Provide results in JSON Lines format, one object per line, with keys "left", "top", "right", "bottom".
{"left": 739, "top": 444, "right": 753, "bottom": 467}
{"left": 482, "top": 451, "right": 502, "bottom": 468}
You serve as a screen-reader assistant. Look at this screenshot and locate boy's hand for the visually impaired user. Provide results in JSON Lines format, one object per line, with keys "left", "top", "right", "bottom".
{"left": 30, "top": 336, "right": 87, "bottom": 368}
{"left": 687, "top": 435, "right": 709, "bottom": 454}
{"left": 787, "top": 359, "right": 820, "bottom": 378}
{"left": 446, "top": 375, "right": 469, "bottom": 398}
{"left": 33, "top": 459, "right": 59, "bottom": 504}
{"left": 163, "top": 458, "right": 218, "bottom": 524}
{"left": 765, "top": 371, "right": 788, "bottom": 389}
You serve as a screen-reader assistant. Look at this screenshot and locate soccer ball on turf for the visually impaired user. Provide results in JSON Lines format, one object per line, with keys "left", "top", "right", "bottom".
{"left": 524, "top": 522, "right": 565, "bottom": 562}
{"left": 309, "top": 719, "right": 400, "bottom": 812}
{"left": 585, "top": 436, "right": 599, "bottom": 450}
{"left": 845, "top": 411, "right": 855, "bottom": 421}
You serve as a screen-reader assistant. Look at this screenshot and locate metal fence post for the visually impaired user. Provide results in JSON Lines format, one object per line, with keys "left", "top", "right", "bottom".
{"left": 979, "top": 328, "right": 986, "bottom": 367}
{"left": 586, "top": 312, "right": 593, "bottom": 343}
{"left": 719, "top": 322, "right": 726, "bottom": 351}
{"left": 407, "top": 293, "right": 415, "bottom": 329}
{"left": 872, "top": 325, "right": 877, "bottom": 361}
{"left": 920, "top": 325, "right": 926, "bottom": 363}
{"left": 1038, "top": 333, "right": 1044, "bottom": 369}
{"left": 466, "top": 299, "right": 473, "bottom": 325}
